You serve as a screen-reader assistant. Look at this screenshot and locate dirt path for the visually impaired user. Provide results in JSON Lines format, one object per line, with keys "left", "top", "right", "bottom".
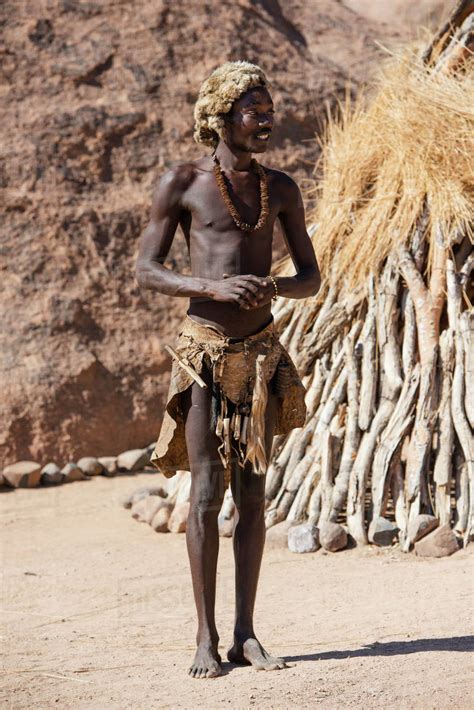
{"left": 1, "top": 473, "right": 473, "bottom": 709}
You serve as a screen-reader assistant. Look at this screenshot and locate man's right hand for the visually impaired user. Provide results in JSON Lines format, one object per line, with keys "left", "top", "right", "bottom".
{"left": 208, "top": 274, "right": 270, "bottom": 309}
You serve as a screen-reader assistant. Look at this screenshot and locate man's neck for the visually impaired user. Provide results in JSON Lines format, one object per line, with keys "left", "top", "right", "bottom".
{"left": 214, "top": 142, "right": 252, "bottom": 172}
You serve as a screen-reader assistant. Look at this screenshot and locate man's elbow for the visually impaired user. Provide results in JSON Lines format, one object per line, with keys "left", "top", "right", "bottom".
{"left": 309, "top": 267, "right": 321, "bottom": 296}
{"left": 134, "top": 260, "right": 149, "bottom": 289}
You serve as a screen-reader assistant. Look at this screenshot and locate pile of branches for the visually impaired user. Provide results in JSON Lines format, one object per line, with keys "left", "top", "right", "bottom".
{"left": 265, "top": 1, "right": 474, "bottom": 550}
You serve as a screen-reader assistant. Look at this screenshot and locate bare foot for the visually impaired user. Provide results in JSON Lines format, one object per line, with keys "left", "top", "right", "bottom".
{"left": 227, "top": 634, "right": 287, "bottom": 671}
{"left": 188, "top": 641, "right": 222, "bottom": 678}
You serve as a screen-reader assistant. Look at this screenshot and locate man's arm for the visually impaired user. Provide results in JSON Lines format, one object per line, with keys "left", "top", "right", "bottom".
{"left": 135, "top": 165, "right": 213, "bottom": 298}
{"left": 274, "top": 173, "right": 321, "bottom": 298}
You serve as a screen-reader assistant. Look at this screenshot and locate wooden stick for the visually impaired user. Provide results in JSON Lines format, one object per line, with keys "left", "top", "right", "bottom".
{"left": 164, "top": 345, "right": 208, "bottom": 388}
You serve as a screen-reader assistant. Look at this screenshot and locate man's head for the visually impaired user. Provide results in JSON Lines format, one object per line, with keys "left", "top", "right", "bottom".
{"left": 194, "top": 61, "right": 274, "bottom": 154}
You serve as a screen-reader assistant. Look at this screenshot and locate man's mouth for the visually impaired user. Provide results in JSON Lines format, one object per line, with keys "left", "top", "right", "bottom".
{"left": 254, "top": 130, "right": 272, "bottom": 141}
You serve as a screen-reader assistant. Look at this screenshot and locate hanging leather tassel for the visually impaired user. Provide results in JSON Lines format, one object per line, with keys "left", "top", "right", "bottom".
{"left": 241, "top": 415, "right": 249, "bottom": 444}
{"left": 234, "top": 413, "right": 241, "bottom": 440}
{"left": 245, "top": 353, "right": 268, "bottom": 475}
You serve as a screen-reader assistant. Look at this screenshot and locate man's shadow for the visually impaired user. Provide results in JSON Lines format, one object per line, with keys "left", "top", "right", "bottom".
{"left": 283, "top": 635, "right": 474, "bottom": 663}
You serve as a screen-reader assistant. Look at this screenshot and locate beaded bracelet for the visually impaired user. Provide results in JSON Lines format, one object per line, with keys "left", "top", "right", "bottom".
{"left": 268, "top": 274, "right": 279, "bottom": 301}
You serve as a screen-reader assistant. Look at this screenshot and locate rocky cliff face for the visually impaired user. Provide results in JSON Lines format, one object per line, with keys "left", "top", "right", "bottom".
{"left": 0, "top": 0, "right": 449, "bottom": 466}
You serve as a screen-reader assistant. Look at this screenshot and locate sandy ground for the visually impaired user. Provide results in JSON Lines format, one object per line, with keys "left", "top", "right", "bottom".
{"left": 1, "top": 472, "right": 473, "bottom": 710}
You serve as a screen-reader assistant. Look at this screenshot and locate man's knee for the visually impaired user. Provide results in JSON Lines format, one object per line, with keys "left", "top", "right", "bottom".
{"left": 191, "top": 467, "right": 226, "bottom": 516}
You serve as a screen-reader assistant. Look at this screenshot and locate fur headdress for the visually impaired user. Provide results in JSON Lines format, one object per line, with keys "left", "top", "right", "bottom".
{"left": 193, "top": 61, "right": 268, "bottom": 149}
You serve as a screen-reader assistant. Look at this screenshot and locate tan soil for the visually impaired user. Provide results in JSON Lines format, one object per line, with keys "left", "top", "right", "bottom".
{"left": 1, "top": 473, "right": 472, "bottom": 709}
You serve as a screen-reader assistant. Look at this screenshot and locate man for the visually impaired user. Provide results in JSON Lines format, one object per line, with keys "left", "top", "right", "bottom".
{"left": 135, "top": 61, "right": 320, "bottom": 679}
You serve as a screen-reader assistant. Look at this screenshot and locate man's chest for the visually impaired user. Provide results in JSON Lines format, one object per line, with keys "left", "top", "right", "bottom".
{"left": 182, "top": 171, "right": 279, "bottom": 233}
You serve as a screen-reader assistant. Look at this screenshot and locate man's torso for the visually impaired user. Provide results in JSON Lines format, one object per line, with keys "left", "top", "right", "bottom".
{"left": 175, "top": 156, "right": 289, "bottom": 338}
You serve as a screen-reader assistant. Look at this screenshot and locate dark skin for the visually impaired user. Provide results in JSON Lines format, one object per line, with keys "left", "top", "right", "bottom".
{"left": 136, "top": 85, "right": 320, "bottom": 678}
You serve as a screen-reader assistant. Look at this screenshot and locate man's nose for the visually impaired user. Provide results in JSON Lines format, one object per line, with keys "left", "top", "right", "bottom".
{"left": 258, "top": 114, "right": 273, "bottom": 127}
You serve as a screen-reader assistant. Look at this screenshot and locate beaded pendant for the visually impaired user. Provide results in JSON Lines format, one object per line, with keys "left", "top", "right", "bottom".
{"left": 212, "top": 155, "right": 269, "bottom": 232}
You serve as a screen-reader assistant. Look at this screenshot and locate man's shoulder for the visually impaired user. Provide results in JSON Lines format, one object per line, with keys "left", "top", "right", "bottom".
{"left": 263, "top": 166, "right": 299, "bottom": 192}
{"left": 157, "top": 157, "right": 211, "bottom": 194}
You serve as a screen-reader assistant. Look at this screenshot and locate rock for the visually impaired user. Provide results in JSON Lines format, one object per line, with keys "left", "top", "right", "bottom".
{"left": 146, "top": 441, "right": 157, "bottom": 457}
{"left": 3, "top": 461, "right": 41, "bottom": 488}
{"left": 266, "top": 520, "right": 296, "bottom": 550}
{"left": 117, "top": 449, "right": 150, "bottom": 472}
{"left": 168, "top": 502, "right": 190, "bottom": 533}
{"left": 98, "top": 456, "right": 118, "bottom": 476}
{"left": 218, "top": 514, "right": 235, "bottom": 537}
{"left": 143, "top": 495, "right": 168, "bottom": 524}
{"left": 0, "top": 473, "right": 6, "bottom": 487}
{"left": 319, "top": 521, "right": 348, "bottom": 552}
{"left": 151, "top": 505, "right": 172, "bottom": 532}
{"left": 288, "top": 522, "right": 320, "bottom": 553}
{"left": 130, "top": 498, "right": 149, "bottom": 522}
{"left": 408, "top": 514, "right": 439, "bottom": 543}
{"left": 120, "top": 485, "right": 168, "bottom": 509}
{"left": 415, "top": 524, "right": 459, "bottom": 558}
{"left": 61, "top": 462, "right": 88, "bottom": 482}
{"left": 370, "top": 516, "right": 399, "bottom": 546}
{"left": 77, "top": 456, "right": 103, "bottom": 475}
{"left": 41, "top": 462, "right": 64, "bottom": 485}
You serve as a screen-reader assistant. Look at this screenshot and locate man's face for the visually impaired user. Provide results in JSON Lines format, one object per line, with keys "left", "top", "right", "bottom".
{"left": 223, "top": 86, "right": 275, "bottom": 154}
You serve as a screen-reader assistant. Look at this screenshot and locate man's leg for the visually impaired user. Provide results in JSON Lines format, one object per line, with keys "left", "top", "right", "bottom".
{"left": 227, "top": 388, "right": 287, "bottom": 670}
{"left": 182, "top": 367, "right": 227, "bottom": 679}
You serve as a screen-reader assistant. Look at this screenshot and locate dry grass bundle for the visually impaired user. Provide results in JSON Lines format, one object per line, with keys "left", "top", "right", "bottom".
{"left": 279, "top": 50, "right": 474, "bottom": 296}
{"left": 263, "top": 8, "right": 474, "bottom": 554}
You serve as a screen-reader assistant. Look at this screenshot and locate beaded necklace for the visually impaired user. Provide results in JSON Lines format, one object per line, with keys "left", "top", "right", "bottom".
{"left": 212, "top": 154, "right": 269, "bottom": 232}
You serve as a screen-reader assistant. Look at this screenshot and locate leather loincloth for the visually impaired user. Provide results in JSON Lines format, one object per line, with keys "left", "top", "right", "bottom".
{"left": 149, "top": 314, "right": 307, "bottom": 488}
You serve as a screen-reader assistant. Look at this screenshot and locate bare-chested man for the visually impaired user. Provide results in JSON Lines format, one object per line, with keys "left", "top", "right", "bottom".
{"left": 135, "top": 61, "right": 320, "bottom": 679}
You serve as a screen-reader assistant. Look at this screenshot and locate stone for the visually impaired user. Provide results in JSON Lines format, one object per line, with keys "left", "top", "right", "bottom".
{"left": 131, "top": 498, "right": 149, "bottom": 522}
{"left": 0, "top": 474, "right": 6, "bottom": 487}
{"left": 371, "top": 516, "right": 399, "bottom": 546}
{"left": 41, "top": 462, "right": 64, "bottom": 485}
{"left": 2, "top": 461, "right": 41, "bottom": 488}
{"left": 98, "top": 456, "right": 118, "bottom": 476}
{"left": 117, "top": 449, "right": 150, "bottom": 472}
{"left": 168, "top": 502, "right": 190, "bottom": 533}
{"left": 415, "top": 524, "right": 459, "bottom": 558}
{"left": 266, "top": 520, "right": 296, "bottom": 550}
{"left": 408, "top": 514, "right": 439, "bottom": 543}
{"left": 61, "top": 462, "right": 88, "bottom": 482}
{"left": 120, "top": 485, "right": 168, "bottom": 509}
{"left": 77, "top": 456, "right": 103, "bottom": 475}
{"left": 146, "top": 441, "right": 157, "bottom": 457}
{"left": 218, "top": 514, "right": 235, "bottom": 537}
{"left": 288, "top": 522, "right": 320, "bottom": 553}
{"left": 151, "top": 505, "right": 172, "bottom": 532}
{"left": 143, "top": 495, "right": 168, "bottom": 524}
{"left": 319, "top": 521, "right": 348, "bottom": 552}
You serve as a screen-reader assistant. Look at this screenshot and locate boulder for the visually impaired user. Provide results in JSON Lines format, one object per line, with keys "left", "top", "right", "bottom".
{"left": 415, "top": 524, "right": 459, "bottom": 558}
{"left": 168, "top": 502, "right": 190, "bottom": 533}
{"left": 319, "top": 521, "right": 348, "bottom": 552}
{"left": 3, "top": 461, "right": 41, "bottom": 488}
{"left": 0, "top": 473, "right": 6, "bottom": 487}
{"left": 98, "top": 456, "right": 118, "bottom": 476}
{"left": 77, "top": 456, "right": 103, "bottom": 475}
{"left": 370, "top": 516, "right": 399, "bottom": 546}
{"left": 218, "top": 514, "right": 235, "bottom": 537}
{"left": 265, "top": 520, "right": 295, "bottom": 550}
{"left": 41, "top": 462, "right": 64, "bottom": 485}
{"left": 131, "top": 498, "right": 149, "bottom": 522}
{"left": 408, "top": 514, "right": 439, "bottom": 543}
{"left": 151, "top": 505, "right": 172, "bottom": 532}
{"left": 143, "top": 495, "right": 168, "bottom": 524}
{"left": 288, "top": 522, "right": 320, "bottom": 553}
{"left": 61, "top": 462, "right": 88, "bottom": 482}
{"left": 120, "top": 485, "right": 168, "bottom": 509}
{"left": 117, "top": 448, "right": 150, "bottom": 472}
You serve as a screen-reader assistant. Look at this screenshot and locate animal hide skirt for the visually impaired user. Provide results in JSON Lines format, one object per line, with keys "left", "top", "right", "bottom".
{"left": 149, "top": 314, "right": 307, "bottom": 487}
